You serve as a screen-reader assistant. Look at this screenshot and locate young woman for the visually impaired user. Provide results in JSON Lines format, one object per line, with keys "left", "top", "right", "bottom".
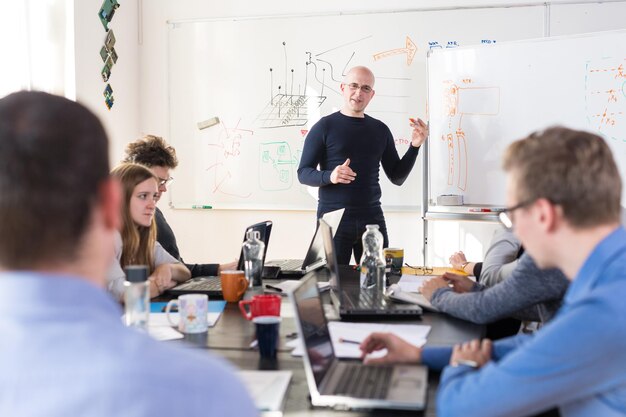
{"left": 107, "top": 163, "right": 190, "bottom": 298}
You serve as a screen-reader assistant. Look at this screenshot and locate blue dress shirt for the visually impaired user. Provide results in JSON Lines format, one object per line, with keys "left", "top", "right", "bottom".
{"left": 422, "top": 227, "right": 626, "bottom": 417}
{"left": 0, "top": 272, "right": 258, "bottom": 417}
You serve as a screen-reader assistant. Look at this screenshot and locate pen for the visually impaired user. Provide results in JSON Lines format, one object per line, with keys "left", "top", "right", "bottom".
{"left": 338, "top": 337, "right": 361, "bottom": 345}
{"left": 191, "top": 205, "right": 212, "bottom": 209}
{"left": 265, "top": 284, "right": 283, "bottom": 293}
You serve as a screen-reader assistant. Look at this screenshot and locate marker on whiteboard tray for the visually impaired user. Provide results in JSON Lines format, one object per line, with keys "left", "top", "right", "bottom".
{"left": 197, "top": 117, "right": 220, "bottom": 130}
{"left": 469, "top": 208, "right": 505, "bottom": 213}
{"left": 191, "top": 205, "right": 212, "bottom": 209}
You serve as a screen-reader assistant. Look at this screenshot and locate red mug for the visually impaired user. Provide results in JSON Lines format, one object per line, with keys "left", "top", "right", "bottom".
{"left": 239, "top": 294, "right": 281, "bottom": 320}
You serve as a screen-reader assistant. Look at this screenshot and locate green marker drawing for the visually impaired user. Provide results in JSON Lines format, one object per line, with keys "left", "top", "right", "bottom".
{"left": 191, "top": 205, "right": 212, "bottom": 209}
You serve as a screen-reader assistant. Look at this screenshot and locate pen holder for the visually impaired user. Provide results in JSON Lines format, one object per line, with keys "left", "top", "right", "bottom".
{"left": 239, "top": 294, "right": 281, "bottom": 320}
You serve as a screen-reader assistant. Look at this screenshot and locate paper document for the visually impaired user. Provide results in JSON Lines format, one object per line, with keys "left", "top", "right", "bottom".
{"left": 149, "top": 311, "right": 222, "bottom": 328}
{"left": 147, "top": 325, "right": 183, "bottom": 341}
{"left": 290, "top": 321, "right": 430, "bottom": 359}
{"left": 238, "top": 370, "right": 292, "bottom": 411}
{"left": 265, "top": 280, "right": 330, "bottom": 295}
{"left": 397, "top": 274, "right": 436, "bottom": 293}
{"left": 387, "top": 284, "right": 439, "bottom": 312}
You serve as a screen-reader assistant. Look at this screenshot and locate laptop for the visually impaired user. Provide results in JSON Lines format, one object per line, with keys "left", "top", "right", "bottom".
{"left": 167, "top": 220, "right": 272, "bottom": 297}
{"left": 266, "top": 208, "right": 344, "bottom": 278}
{"left": 319, "top": 219, "right": 423, "bottom": 320}
{"left": 289, "top": 273, "right": 428, "bottom": 411}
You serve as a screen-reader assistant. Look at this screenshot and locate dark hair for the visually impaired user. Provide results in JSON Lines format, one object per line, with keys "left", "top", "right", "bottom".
{"left": 0, "top": 91, "right": 109, "bottom": 268}
{"left": 504, "top": 126, "right": 622, "bottom": 228}
{"left": 123, "top": 135, "right": 178, "bottom": 169}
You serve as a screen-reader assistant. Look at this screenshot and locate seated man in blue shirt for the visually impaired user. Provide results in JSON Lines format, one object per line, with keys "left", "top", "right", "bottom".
{"left": 0, "top": 92, "right": 257, "bottom": 417}
{"left": 360, "top": 126, "right": 626, "bottom": 417}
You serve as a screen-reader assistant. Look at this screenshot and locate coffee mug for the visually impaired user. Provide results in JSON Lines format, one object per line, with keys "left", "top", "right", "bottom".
{"left": 254, "top": 316, "right": 281, "bottom": 359}
{"left": 165, "top": 294, "right": 208, "bottom": 333}
{"left": 220, "top": 270, "right": 248, "bottom": 302}
{"left": 239, "top": 294, "right": 281, "bottom": 320}
{"left": 384, "top": 248, "right": 404, "bottom": 275}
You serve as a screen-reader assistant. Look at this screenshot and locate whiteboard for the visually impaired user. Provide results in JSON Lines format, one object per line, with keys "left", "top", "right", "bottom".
{"left": 167, "top": 7, "right": 544, "bottom": 209}
{"left": 428, "top": 29, "right": 626, "bottom": 207}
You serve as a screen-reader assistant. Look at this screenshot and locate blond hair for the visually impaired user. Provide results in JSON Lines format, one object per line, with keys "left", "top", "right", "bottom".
{"left": 111, "top": 163, "right": 158, "bottom": 272}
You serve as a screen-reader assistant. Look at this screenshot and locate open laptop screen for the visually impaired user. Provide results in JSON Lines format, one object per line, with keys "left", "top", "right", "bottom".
{"left": 301, "top": 208, "right": 345, "bottom": 270}
{"left": 236, "top": 220, "right": 272, "bottom": 270}
{"left": 292, "top": 273, "right": 335, "bottom": 386}
{"left": 319, "top": 219, "right": 341, "bottom": 294}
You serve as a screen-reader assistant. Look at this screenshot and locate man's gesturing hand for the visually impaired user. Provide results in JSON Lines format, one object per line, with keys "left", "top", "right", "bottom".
{"left": 330, "top": 158, "right": 356, "bottom": 184}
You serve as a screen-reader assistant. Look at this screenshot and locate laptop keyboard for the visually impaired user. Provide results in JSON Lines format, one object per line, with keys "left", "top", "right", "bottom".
{"left": 335, "top": 363, "right": 393, "bottom": 399}
{"left": 277, "top": 259, "right": 304, "bottom": 270}
{"left": 174, "top": 277, "right": 221, "bottom": 291}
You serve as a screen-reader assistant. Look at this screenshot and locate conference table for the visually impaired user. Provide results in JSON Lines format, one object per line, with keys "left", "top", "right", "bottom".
{"left": 165, "top": 267, "right": 485, "bottom": 417}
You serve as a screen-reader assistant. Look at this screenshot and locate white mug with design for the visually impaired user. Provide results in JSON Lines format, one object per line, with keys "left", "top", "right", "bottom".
{"left": 165, "top": 294, "right": 208, "bottom": 333}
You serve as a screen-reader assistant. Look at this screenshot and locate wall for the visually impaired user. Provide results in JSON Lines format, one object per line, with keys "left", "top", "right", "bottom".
{"left": 135, "top": 0, "right": 626, "bottom": 267}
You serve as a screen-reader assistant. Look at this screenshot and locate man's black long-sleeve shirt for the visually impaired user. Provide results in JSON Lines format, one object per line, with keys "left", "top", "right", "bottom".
{"left": 297, "top": 112, "right": 420, "bottom": 211}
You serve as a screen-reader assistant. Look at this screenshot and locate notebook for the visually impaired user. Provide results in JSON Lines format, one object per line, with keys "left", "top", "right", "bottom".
{"left": 266, "top": 208, "right": 344, "bottom": 278}
{"left": 319, "top": 219, "right": 423, "bottom": 320}
{"left": 167, "top": 220, "right": 272, "bottom": 297}
{"left": 289, "top": 273, "right": 428, "bottom": 411}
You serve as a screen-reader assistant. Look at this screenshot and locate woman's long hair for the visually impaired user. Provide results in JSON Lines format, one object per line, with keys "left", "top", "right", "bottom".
{"left": 111, "top": 163, "right": 157, "bottom": 272}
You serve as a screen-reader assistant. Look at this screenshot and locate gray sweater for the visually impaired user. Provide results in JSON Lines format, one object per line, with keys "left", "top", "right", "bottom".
{"left": 430, "top": 253, "right": 569, "bottom": 325}
{"left": 479, "top": 228, "right": 521, "bottom": 287}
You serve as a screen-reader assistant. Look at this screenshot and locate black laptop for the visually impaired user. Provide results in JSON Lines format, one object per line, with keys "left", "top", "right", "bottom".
{"left": 167, "top": 220, "right": 272, "bottom": 297}
{"left": 319, "top": 219, "right": 422, "bottom": 320}
{"left": 289, "top": 273, "right": 428, "bottom": 411}
{"left": 266, "top": 208, "right": 344, "bottom": 278}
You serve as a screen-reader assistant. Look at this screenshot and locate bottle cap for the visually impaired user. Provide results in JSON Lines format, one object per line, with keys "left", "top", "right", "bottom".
{"left": 125, "top": 265, "right": 148, "bottom": 283}
{"left": 246, "top": 230, "right": 260, "bottom": 240}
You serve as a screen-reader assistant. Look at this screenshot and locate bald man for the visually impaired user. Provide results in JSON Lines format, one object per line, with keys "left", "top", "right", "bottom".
{"left": 298, "top": 66, "right": 428, "bottom": 264}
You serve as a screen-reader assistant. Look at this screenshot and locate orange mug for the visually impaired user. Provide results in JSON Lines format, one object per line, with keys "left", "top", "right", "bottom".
{"left": 239, "top": 294, "right": 281, "bottom": 320}
{"left": 220, "top": 270, "right": 248, "bottom": 303}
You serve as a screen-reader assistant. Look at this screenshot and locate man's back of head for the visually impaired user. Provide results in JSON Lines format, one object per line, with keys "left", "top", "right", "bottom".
{"left": 0, "top": 91, "right": 109, "bottom": 269}
{"left": 504, "top": 126, "right": 622, "bottom": 228}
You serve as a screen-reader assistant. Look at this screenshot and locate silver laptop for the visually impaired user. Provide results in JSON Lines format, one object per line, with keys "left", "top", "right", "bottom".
{"left": 266, "top": 208, "right": 344, "bottom": 277}
{"left": 289, "top": 273, "right": 428, "bottom": 411}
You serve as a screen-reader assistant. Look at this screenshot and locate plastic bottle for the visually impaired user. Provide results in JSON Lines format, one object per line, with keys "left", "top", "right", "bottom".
{"left": 243, "top": 230, "right": 265, "bottom": 287}
{"left": 124, "top": 265, "right": 149, "bottom": 330}
{"left": 359, "top": 224, "right": 386, "bottom": 291}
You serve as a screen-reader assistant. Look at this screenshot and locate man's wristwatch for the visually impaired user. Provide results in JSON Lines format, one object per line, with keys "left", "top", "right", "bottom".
{"left": 452, "top": 359, "right": 479, "bottom": 368}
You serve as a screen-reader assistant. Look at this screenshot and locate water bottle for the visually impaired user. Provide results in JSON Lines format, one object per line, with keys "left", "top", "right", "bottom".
{"left": 124, "top": 265, "right": 149, "bottom": 330}
{"left": 243, "top": 230, "right": 265, "bottom": 287}
{"left": 359, "top": 225, "right": 386, "bottom": 291}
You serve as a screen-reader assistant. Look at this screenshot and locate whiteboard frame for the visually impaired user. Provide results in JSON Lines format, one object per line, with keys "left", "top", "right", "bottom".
{"left": 422, "top": 27, "right": 626, "bottom": 264}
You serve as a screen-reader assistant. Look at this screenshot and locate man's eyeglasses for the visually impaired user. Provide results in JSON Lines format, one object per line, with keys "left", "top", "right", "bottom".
{"left": 158, "top": 176, "right": 174, "bottom": 187}
{"left": 498, "top": 199, "right": 536, "bottom": 229}
{"left": 345, "top": 82, "right": 373, "bottom": 94}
